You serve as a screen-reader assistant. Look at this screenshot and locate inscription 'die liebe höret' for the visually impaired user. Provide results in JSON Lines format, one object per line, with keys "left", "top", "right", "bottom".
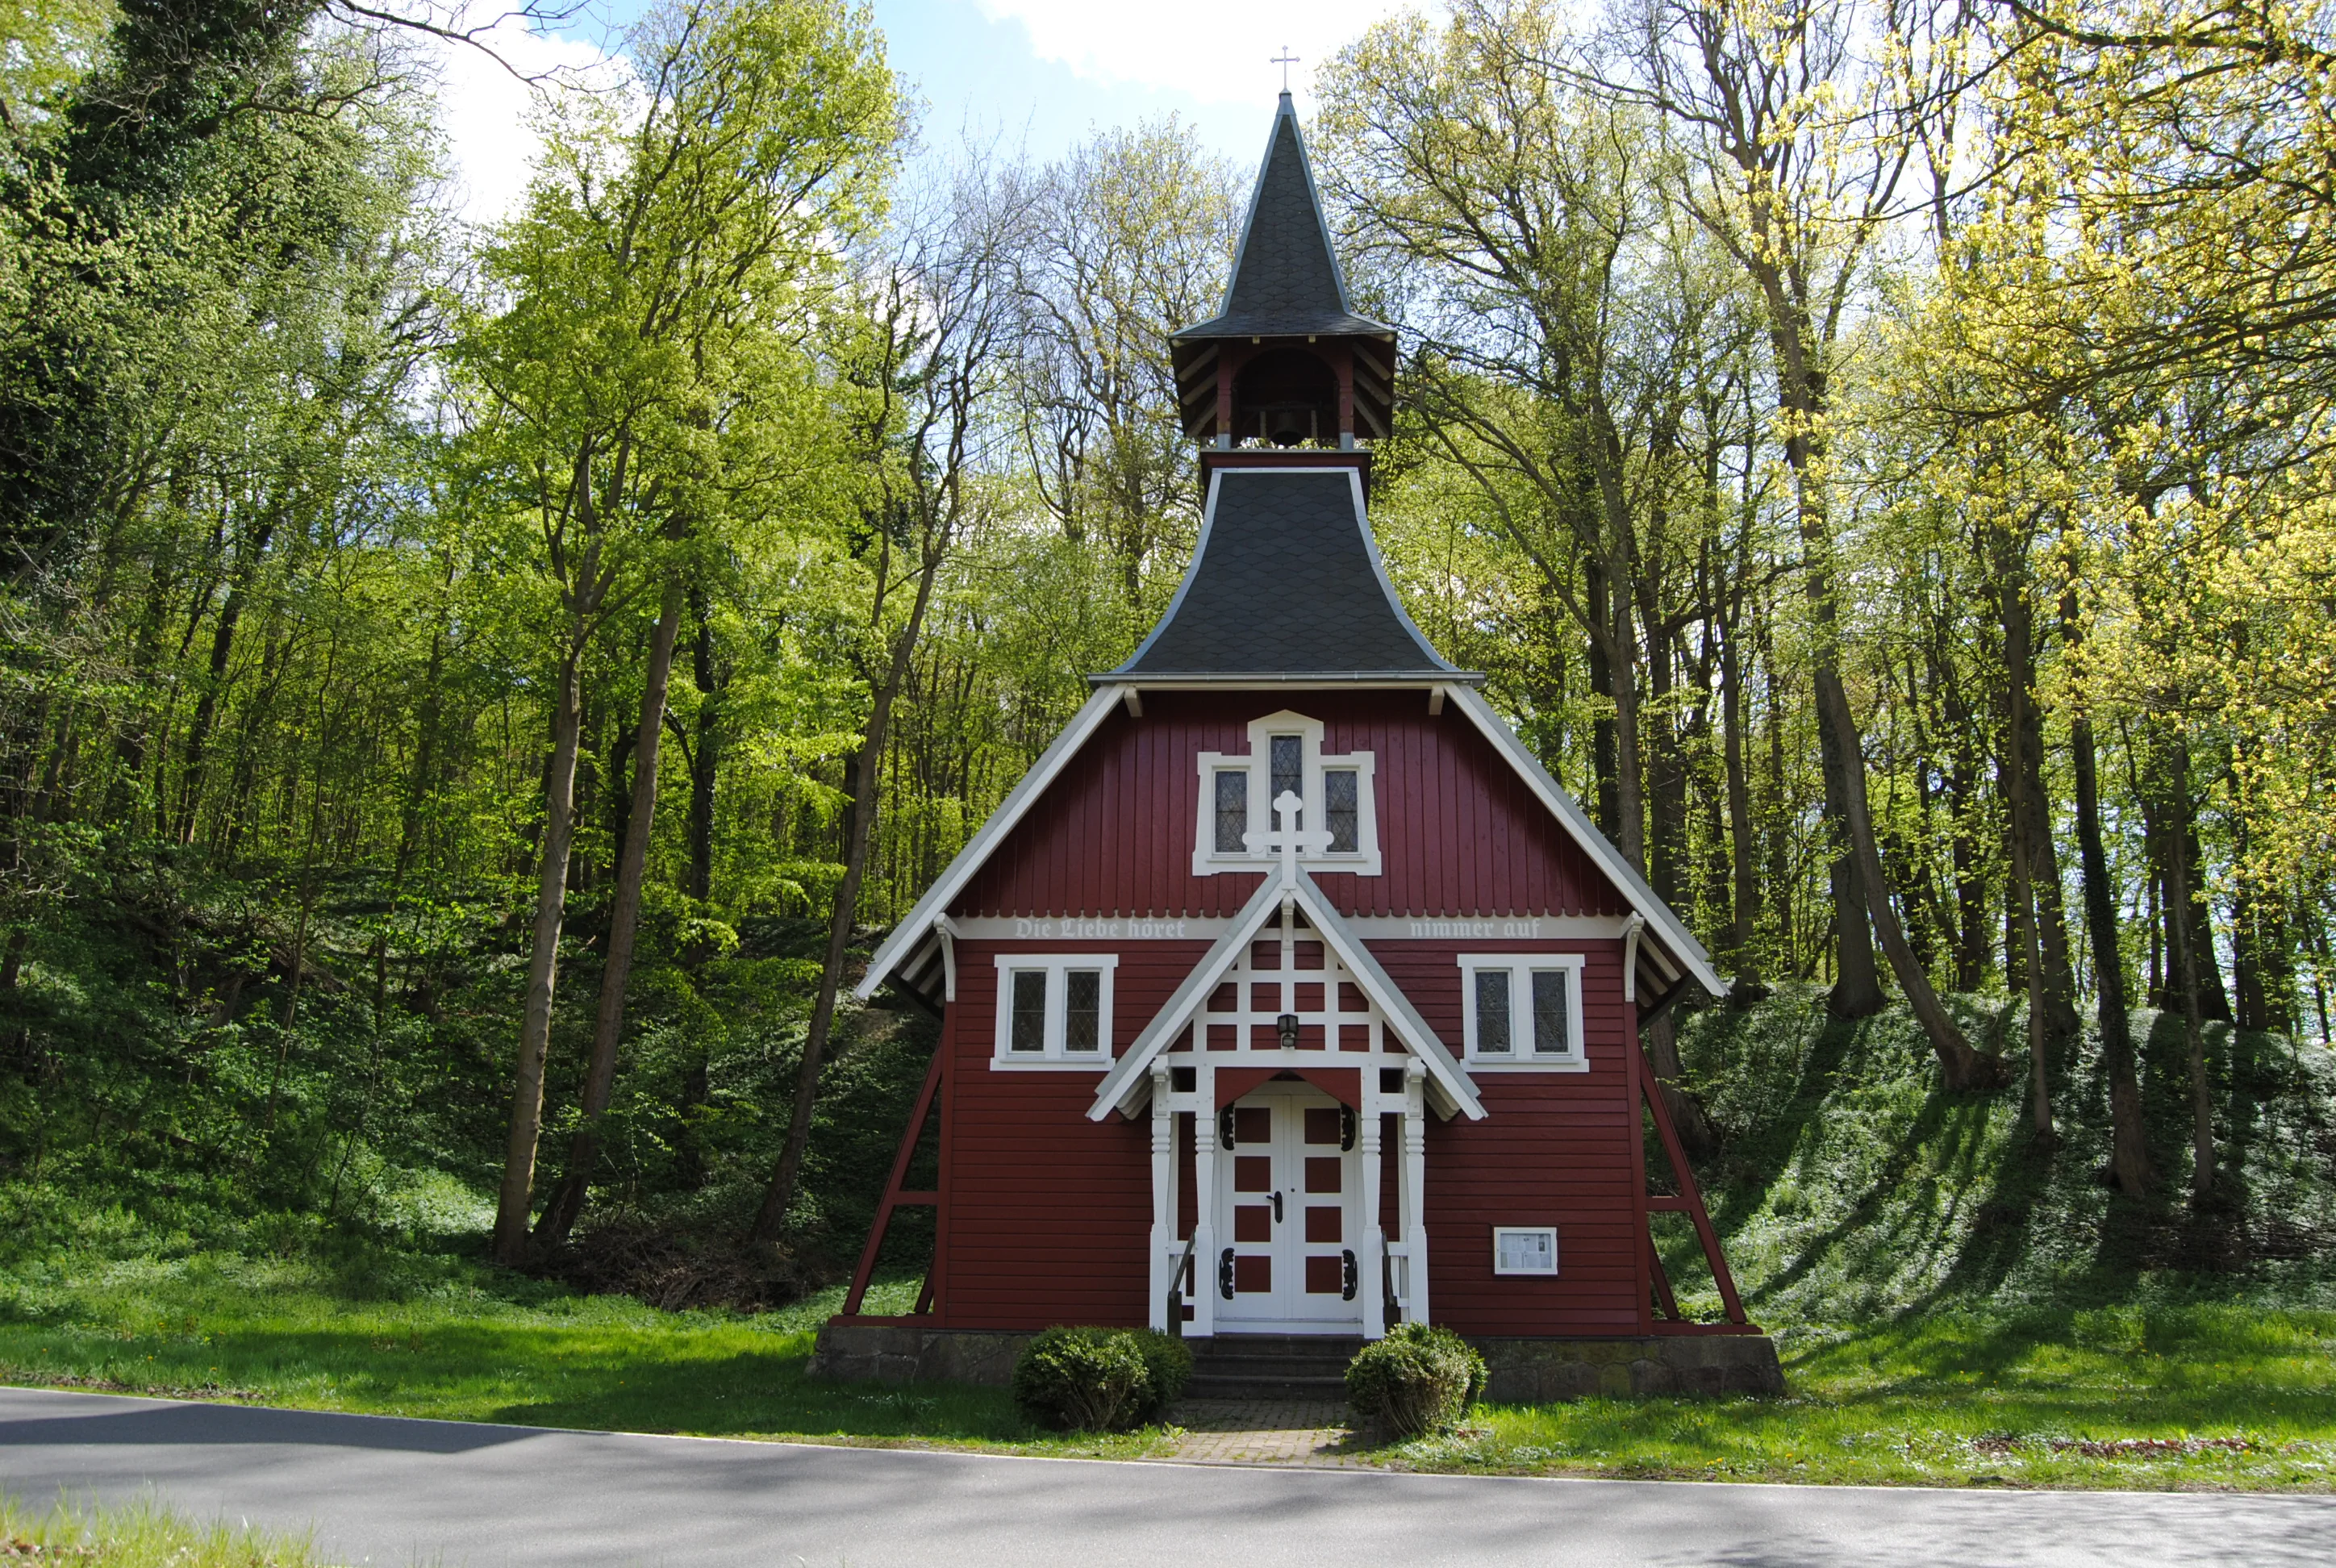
{"left": 1011, "top": 919, "right": 1194, "bottom": 940}
{"left": 1003, "top": 917, "right": 1560, "bottom": 940}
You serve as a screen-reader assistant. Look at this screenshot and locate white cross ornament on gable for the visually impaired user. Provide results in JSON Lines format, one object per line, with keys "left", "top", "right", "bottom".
{"left": 1263, "top": 789, "right": 1331, "bottom": 890}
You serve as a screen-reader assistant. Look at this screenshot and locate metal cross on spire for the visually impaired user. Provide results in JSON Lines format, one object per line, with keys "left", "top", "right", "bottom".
{"left": 1271, "top": 47, "right": 1299, "bottom": 92}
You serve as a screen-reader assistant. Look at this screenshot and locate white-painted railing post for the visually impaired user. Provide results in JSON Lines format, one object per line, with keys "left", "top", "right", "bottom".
{"left": 1149, "top": 1062, "right": 1173, "bottom": 1331}
{"left": 1359, "top": 1089, "right": 1385, "bottom": 1338}
{"left": 1191, "top": 1055, "right": 1218, "bottom": 1337}
{"left": 1404, "top": 1057, "right": 1430, "bottom": 1325}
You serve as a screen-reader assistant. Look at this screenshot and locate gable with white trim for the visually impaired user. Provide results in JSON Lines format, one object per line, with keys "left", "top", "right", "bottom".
{"left": 857, "top": 682, "right": 1725, "bottom": 1015}
{"left": 1087, "top": 867, "right": 1483, "bottom": 1124}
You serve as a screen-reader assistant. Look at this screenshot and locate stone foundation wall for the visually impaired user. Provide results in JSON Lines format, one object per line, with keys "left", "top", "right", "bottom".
{"left": 1470, "top": 1333, "right": 1784, "bottom": 1401}
{"left": 807, "top": 1321, "right": 1032, "bottom": 1387}
{"left": 808, "top": 1320, "right": 1784, "bottom": 1399}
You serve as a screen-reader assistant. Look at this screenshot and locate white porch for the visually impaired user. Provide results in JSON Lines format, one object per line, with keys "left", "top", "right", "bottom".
{"left": 1145, "top": 1050, "right": 1435, "bottom": 1337}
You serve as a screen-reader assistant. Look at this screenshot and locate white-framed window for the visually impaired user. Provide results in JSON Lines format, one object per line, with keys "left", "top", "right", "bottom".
{"left": 1492, "top": 1225, "right": 1560, "bottom": 1276}
{"left": 991, "top": 954, "right": 1119, "bottom": 1068}
{"left": 1457, "top": 953, "right": 1587, "bottom": 1070}
{"left": 1192, "top": 710, "right": 1381, "bottom": 876}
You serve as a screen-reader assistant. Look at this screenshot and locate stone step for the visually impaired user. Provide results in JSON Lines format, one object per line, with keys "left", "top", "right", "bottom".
{"left": 1187, "top": 1353, "right": 1354, "bottom": 1378}
{"left": 1187, "top": 1334, "right": 1362, "bottom": 1360}
{"left": 1183, "top": 1334, "right": 1361, "bottom": 1400}
{"left": 1185, "top": 1374, "right": 1351, "bottom": 1401}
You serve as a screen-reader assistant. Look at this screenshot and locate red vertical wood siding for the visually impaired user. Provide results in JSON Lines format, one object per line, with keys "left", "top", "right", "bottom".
{"left": 934, "top": 932, "right": 1649, "bottom": 1337}
{"left": 1374, "top": 939, "right": 1645, "bottom": 1336}
{"left": 936, "top": 939, "right": 1208, "bottom": 1330}
{"left": 950, "top": 690, "right": 1621, "bottom": 920}
{"left": 924, "top": 688, "right": 1669, "bottom": 1337}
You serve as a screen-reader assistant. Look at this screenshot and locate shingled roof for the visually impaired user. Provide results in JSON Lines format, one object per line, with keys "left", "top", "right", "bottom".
{"left": 1173, "top": 93, "right": 1392, "bottom": 344}
{"left": 1107, "top": 467, "right": 1464, "bottom": 682}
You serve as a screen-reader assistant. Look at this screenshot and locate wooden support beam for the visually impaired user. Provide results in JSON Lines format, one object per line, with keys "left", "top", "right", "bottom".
{"left": 840, "top": 1045, "right": 947, "bottom": 1317}
{"left": 1636, "top": 1038, "right": 1750, "bottom": 1326}
{"left": 1646, "top": 1229, "right": 1681, "bottom": 1320}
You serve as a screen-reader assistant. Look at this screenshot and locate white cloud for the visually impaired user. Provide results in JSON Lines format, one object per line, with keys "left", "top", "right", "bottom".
{"left": 416, "top": 5, "right": 632, "bottom": 228}
{"left": 970, "top": 0, "right": 1413, "bottom": 105}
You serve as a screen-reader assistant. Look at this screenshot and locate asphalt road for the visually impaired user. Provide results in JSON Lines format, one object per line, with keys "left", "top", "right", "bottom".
{"left": 1, "top": 1387, "right": 2329, "bottom": 1567}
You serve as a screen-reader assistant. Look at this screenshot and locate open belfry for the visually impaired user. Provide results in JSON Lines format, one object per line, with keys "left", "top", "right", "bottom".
{"left": 814, "top": 93, "right": 1781, "bottom": 1400}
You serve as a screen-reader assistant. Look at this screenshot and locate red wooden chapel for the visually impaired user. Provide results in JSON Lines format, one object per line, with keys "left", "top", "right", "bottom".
{"left": 824, "top": 94, "right": 1763, "bottom": 1379}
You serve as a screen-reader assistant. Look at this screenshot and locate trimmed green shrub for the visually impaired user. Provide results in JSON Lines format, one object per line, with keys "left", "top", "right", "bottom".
{"left": 1127, "top": 1328, "right": 1193, "bottom": 1420}
{"left": 1013, "top": 1326, "right": 1181, "bottom": 1431}
{"left": 1345, "top": 1322, "right": 1489, "bottom": 1437}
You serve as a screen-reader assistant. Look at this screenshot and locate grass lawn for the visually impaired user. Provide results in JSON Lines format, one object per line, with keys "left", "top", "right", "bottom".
{"left": 0, "top": 1495, "right": 328, "bottom": 1566}
{"left": 0, "top": 1239, "right": 1174, "bottom": 1462}
{"left": 1389, "top": 1306, "right": 2336, "bottom": 1490}
{"left": 2, "top": 1229, "right": 2331, "bottom": 1490}
{"left": 3, "top": 998, "right": 2331, "bottom": 1493}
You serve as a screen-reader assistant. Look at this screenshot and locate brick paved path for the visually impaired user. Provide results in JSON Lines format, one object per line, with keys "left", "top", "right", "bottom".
{"left": 1164, "top": 1399, "right": 1376, "bottom": 1466}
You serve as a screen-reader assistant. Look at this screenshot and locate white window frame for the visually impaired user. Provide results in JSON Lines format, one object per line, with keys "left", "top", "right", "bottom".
{"left": 1492, "top": 1225, "right": 1560, "bottom": 1276}
{"left": 991, "top": 954, "right": 1120, "bottom": 1069}
{"left": 1456, "top": 953, "right": 1588, "bottom": 1070}
{"left": 1191, "top": 710, "right": 1382, "bottom": 877}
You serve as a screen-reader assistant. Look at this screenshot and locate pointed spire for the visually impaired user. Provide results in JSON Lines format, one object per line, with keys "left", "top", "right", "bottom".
{"left": 1175, "top": 93, "right": 1388, "bottom": 342}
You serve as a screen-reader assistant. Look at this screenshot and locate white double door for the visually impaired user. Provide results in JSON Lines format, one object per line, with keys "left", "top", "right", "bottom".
{"left": 1215, "top": 1082, "right": 1362, "bottom": 1331}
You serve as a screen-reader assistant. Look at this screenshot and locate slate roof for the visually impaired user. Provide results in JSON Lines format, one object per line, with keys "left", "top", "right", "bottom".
{"left": 1174, "top": 93, "right": 1392, "bottom": 344}
{"left": 1108, "top": 468, "right": 1463, "bottom": 681}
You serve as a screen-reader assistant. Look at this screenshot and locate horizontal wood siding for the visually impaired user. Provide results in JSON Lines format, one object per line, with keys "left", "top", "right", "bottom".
{"left": 951, "top": 690, "right": 1621, "bottom": 920}
{"left": 936, "top": 940, "right": 1207, "bottom": 1329}
{"left": 1377, "top": 939, "right": 1645, "bottom": 1335}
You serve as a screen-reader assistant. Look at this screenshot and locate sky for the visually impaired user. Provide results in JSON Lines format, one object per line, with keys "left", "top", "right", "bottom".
{"left": 424, "top": 0, "right": 1415, "bottom": 226}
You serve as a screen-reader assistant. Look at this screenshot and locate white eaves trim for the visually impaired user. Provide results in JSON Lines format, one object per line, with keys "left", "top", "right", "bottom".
{"left": 1087, "top": 868, "right": 1484, "bottom": 1124}
{"left": 1441, "top": 683, "right": 1726, "bottom": 1002}
{"left": 854, "top": 684, "right": 1131, "bottom": 1002}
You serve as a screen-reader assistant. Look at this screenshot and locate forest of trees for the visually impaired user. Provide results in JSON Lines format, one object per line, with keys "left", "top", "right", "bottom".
{"left": 2, "top": 0, "right": 2330, "bottom": 1278}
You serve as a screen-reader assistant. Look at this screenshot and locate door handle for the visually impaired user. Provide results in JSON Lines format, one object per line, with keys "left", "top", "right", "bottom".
{"left": 1219, "top": 1248, "right": 1235, "bottom": 1299}
{"left": 1341, "top": 1249, "right": 1358, "bottom": 1300}
{"left": 1271, "top": 1191, "right": 1283, "bottom": 1224}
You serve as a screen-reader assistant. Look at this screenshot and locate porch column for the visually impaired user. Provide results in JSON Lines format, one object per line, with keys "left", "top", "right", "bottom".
{"left": 1191, "top": 1054, "right": 1218, "bottom": 1336}
{"left": 1404, "top": 1058, "right": 1430, "bottom": 1325}
{"left": 1358, "top": 1088, "right": 1385, "bottom": 1338}
{"left": 1148, "top": 1062, "right": 1174, "bottom": 1331}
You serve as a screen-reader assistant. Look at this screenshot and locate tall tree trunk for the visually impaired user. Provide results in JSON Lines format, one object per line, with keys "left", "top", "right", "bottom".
{"left": 2160, "top": 739, "right": 2217, "bottom": 1200}
{"left": 2144, "top": 788, "right": 2232, "bottom": 1022}
{"left": 2071, "top": 694, "right": 2148, "bottom": 1194}
{"left": 686, "top": 590, "right": 724, "bottom": 908}
{"left": 1942, "top": 686, "right": 1990, "bottom": 992}
{"left": 2228, "top": 799, "right": 2287, "bottom": 1033}
{"left": 2182, "top": 821, "right": 2232, "bottom": 1023}
{"left": 1817, "top": 699, "right": 1882, "bottom": 1018}
{"left": 2000, "top": 569, "right": 2053, "bottom": 1142}
{"left": 1605, "top": 590, "right": 1649, "bottom": 879}
{"left": 1587, "top": 559, "right": 1623, "bottom": 845}
{"left": 394, "top": 627, "right": 448, "bottom": 888}
{"left": 175, "top": 517, "right": 275, "bottom": 844}
{"left": 1729, "top": 197, "right": 1985, "bottom": 1074}
{"left": 1815, "top": 660, "right": 2004, "bottom": 1086}
{"left": 537, "top": 585, "right": 686, "bottom": 1248}
{"left": 1644, "top": 616, "right": 1689, "bottom": 912}
{"left": 569, "top": 688, "right": 601, "bottom": 896}
{"left": 1718, "top": 612, "right": 1758, "bottom": 984}
{"left": 2017, "top": 683, "right": 2081, "bottom": 1042}
{"left": 493, "top": 640, "right": 588, "bottom": 1266}
{"left": 1761, "top": 623, "right": 1794, "bottom": 974}
{"left": 674, "top": 594, "right": 724, "bottom": 1185}
{"left": 749, "top": 564, "right": 943, "bottom": 1245}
